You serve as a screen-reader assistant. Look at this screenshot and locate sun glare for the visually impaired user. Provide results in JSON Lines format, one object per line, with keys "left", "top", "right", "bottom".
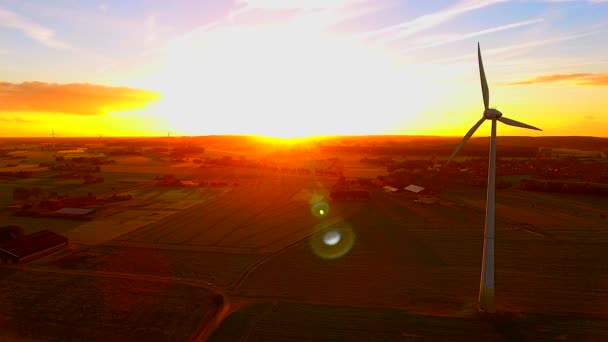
{"left": 143, "top": 21, "right": 436, "bottom": 137}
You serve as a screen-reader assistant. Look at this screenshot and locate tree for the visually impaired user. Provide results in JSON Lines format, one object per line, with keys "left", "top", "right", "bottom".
{"left": 0, "top": 225, "right": 24, "bottom": 243}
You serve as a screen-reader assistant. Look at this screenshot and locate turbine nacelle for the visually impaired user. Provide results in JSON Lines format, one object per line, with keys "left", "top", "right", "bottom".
{"left": 446, "top": 43, "right": 542, "bottom": 166}
{"left": 483, "top": 108, "right": 502, "bottom": 120}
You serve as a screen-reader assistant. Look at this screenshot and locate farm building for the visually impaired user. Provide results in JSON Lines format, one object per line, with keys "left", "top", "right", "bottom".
{"left": 54, "top": 207, "right": 94, "bottom": 216}
{"left": 428, "top": 163, "right": 442, "bottom": 171}
{"left": 0, "top": 230, "right": 68, "bottom": 263}
{"left": 52, "top": 207, "right": 95, "bottom": 221}
{"left": 383, "top": 185, "right": 398, "bottom": 192}
{"left": 404, "top": 184, "right": 426, "bottom": 194}
{"left": 180, "top": 180, "right": 198, "bottom": 187}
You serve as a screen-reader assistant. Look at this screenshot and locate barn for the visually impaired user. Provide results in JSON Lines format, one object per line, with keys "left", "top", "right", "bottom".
{"left": 53, "top": 207, "right": 94, "bottom": 220}
{"left": 382, "top": 185, "right": 398, "bottom": 192}
{"left": 0, "top": 230, "right": 68, "bottom": 264}
{"left": 54, "top": 207, "right": 94, "bottom": 216}
{"left": 404, "top": 184, "right": 426, "bottom": 194}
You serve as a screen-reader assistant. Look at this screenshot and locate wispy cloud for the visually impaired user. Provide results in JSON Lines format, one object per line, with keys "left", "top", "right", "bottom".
{"left": 359, "top": 0, "right": 508, "bottom": 43}
{"left": 235, "top": 0, "right": 365, "bottom": 10}
{"left": 0, "top": 82, "right": 160, "bottom": 115}
{"left": 433, "top": 27, "right": 604, "bottom": 64}
{"left": 0, "top": 6, "right": 71, "bottom": 49}
{"left": 539, "top": 0, "right": 608, "bottom": 3}
{"left": 505, "top": 73, "right": 608, "bottom": 86}
{"left": 146, "top": 14, "right": 158, "bottom": 42}
{"left": 0, "top": 116, "right": 36, "bottom": 123}
{"left": 404, "top": 17, "right": 543, "bottom": 51}
{"left": 179, "top": 0, "right": 379, "bottom": 44}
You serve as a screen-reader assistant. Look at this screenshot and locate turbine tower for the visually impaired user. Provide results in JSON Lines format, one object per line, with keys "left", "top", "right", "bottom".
{"left": 50, "top": 128, "right": 56, "bottom": 151}
{"left": 448, "top": 43, "right": 542, "bottom": 313}
{"left": 97, "top": 133, "right": 104, "bottom": 145}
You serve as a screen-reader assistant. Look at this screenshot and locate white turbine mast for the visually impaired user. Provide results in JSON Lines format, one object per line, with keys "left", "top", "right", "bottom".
{"left": 97, "top": 133, "right": 104, "bottom": 145}
{"left": 448, "top": 43, "right": 542, "bottom": 313}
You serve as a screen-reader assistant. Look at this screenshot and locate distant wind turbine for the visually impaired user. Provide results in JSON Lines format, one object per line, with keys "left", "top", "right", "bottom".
{"left": 447, "top": 43, "right": 542, "bottom": 313}
{"left": 50, "top": 128, "right": 56, "bottom": 151}
{"left": 97, "top": 133, "right": 104, "bottom": 145}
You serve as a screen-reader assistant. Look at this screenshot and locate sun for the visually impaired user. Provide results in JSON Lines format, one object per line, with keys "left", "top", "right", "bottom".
{"left": 142, "top": 20, "right": 441, "bottom": 137}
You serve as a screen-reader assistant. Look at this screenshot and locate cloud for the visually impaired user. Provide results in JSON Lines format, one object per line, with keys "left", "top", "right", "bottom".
{"left": 433, "top": 28, "right": 604, "bottom": 64}
{"left": 0, "top": 82, "right": 160, "bottom": 115}
{"left": 505, "top": 73, "right": 608, "bottom": 86}
{"left": 146, "top": 14, "right": 158, "bottom": 42}
{"left": 360, "top": 0, "right": 508, "bottom": 43}
{"left": 0, "top": 116, "right": 36, "bottom": 123}
{"left": 539, "top": 0, "right": 608, "bottom": 3}
{"left": 404, "top": 18, "right": 543, "bottom": 51}
{"left": 0, "top": 6, "right": 71, "bottom": 49}
{"left": 236, "top": 0, "right": 364, "bottom": 10}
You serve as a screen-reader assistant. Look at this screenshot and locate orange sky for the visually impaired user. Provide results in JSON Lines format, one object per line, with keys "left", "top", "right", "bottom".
{"left": 1, "top": 1, "right": 607, "bottom": 138}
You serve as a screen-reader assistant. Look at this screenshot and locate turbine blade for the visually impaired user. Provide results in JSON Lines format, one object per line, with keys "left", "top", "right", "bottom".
{"left": 447, "top": 118, "right": 486, "bottom": 164}
{"left": 478, "top": 43, "right": 489, "bottom": 110}
{"left": 498, "top": 116, "right": 542, "bottom": 131}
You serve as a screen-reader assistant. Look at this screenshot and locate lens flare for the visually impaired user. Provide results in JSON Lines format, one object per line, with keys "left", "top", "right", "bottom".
{"left": 310, "top": 222, "right": 355, "bottom": 260}
{"left": 311, "top": 200, "right": 329, "bottom": 218}
{"left": 323, "top": 230, "right": 341, "bottom": 246}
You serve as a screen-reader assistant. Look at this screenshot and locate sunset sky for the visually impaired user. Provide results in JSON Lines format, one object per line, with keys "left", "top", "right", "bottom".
{"left": 1, "top": 0, "right": 607, "bottom": 138}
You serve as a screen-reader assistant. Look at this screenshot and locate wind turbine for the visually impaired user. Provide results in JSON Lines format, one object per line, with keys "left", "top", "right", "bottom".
{"left": 447, "top": 43, "right": 541, "bottom": 313}
{"left": 97, "top": 133, "right": 104, "bottom": 145}
{"left": 50, "top": 128, "right": 56, "bottom": 151}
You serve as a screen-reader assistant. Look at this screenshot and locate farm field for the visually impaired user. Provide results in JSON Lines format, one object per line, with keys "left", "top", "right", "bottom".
{"left": 1, "top": 136, "right": 608, "bottom": 340}
{"left": 65, "top": 187, "right": 224, "bottom": 244}
{"left": 235, "top": 189, "right": 608, "bottom": 317}
{"left": 114, "top": 176, "right": 349, "bottom": 254}
{"left": 0, "top": 267, "right": 219, "bottom": 341}
{"left": 10, "top": 171, "right": 608, "bottom": 321}
{"left": 209, "top": 302, "right": 608, "bottom": 341}
{"left": 440, "top": 186, "right": 608, "bottom": 234}
{"left": 34, "top": 244, "right": 259, "bottom": 289}
{"left": 0, "top": 183, "right": 221, "bottom": 243}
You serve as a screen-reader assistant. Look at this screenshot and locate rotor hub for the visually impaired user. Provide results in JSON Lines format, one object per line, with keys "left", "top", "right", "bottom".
{"left": 484, "top": 108, "right": 502, "bottom": 120}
